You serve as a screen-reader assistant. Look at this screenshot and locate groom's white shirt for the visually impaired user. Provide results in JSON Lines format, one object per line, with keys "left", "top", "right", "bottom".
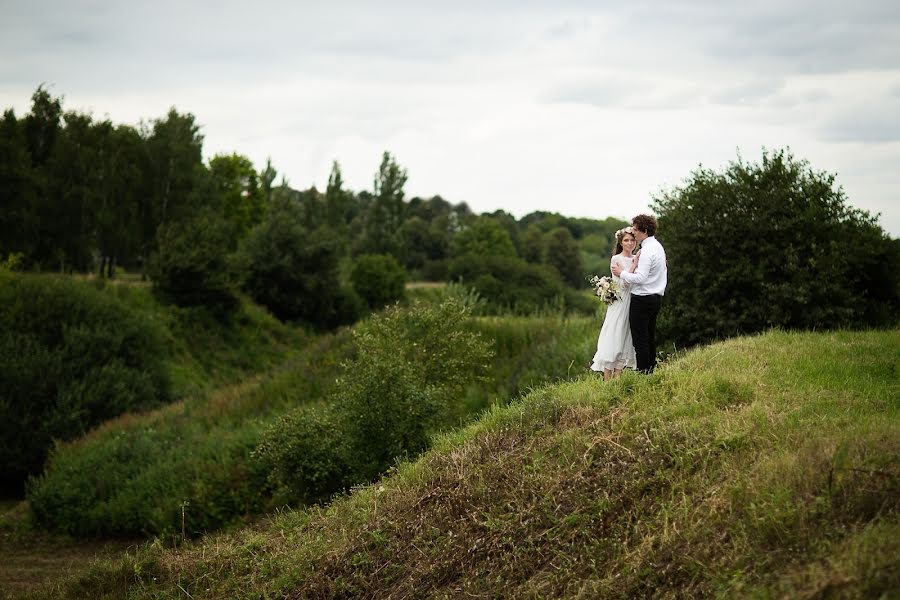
{"left": 618, "top": 236, "right": 667, "bottom": 296}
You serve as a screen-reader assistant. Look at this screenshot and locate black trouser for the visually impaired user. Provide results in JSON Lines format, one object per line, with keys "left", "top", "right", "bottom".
{"left": 629, "top": 293, "right": 662, "bottom": 374}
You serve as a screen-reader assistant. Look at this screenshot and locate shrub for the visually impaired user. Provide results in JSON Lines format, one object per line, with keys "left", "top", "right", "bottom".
{"left": 339, "top": 299, "right": 492, "bottom": 479}
{"left": 254, "top": 405, "right": 349, "bottom": 506}
{"left": 350, "top": 254, "right": 406, "bottom": 310}
{"left": 235, "top": 198, "right": 357, "bottom": 327}
{"left": 448, "top": 254, "right": 569, "bottom": 314}
{"left": 149, "top": 209, "right": 237, "bottom": 314}
{"left": 255, "top": 299, "right": 494, "bottom": 503}
{"left": 652, "top": 148, "right": 900, "bottom": 347}
{"left": 0, "top": 273, "right": 169, "bottom": 490}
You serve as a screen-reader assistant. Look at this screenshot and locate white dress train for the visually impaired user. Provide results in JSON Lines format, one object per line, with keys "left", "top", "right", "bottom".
{"left": 591, "top": 254, "right": 637, "bottom": 372}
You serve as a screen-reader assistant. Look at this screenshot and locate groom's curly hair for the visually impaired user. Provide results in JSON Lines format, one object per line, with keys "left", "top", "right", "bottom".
{"left": 631, "top": 214, "right": 658, "bottom": 237}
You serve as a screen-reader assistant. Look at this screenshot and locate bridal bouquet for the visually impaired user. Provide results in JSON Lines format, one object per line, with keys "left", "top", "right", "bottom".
{"left": 588, "top": 275, "right": 620, "bottom": 305}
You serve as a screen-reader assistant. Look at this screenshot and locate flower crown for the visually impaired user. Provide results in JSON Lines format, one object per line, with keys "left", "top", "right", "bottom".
{"left": 615, "top": 226, "right": 633, "bottom": 240}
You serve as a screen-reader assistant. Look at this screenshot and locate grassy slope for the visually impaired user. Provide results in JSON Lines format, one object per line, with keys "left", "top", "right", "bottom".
{"left": 96, "top": 283, "right": 308, "bottom": 397}
{"left": 0, "top": 279, "right": 308, "bottom": 595}
{"left": 33, "top": 328, "right": 899, "bottom": 599}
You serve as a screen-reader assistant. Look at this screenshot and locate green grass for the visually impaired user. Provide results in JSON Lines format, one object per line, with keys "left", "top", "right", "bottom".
{"left": 27, "top": 328, "right": 899, "bottom": 599}
{"left": 96, "top": 283, "right": 307, "bottom": 397}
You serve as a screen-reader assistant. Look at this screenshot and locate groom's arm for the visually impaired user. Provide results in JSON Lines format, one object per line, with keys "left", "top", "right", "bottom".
{"left": 619, "top": 250, "right": 653, "bottom": 284}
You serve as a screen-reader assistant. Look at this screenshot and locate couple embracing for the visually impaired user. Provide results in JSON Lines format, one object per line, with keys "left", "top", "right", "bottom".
{"left": 590, "top": 214, "right": 668, "bottom": 380}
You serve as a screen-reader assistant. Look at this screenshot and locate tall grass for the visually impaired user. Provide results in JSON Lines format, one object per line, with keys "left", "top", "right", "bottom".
{"left": 34, "top": 329, "right": 897, "bottom": 599}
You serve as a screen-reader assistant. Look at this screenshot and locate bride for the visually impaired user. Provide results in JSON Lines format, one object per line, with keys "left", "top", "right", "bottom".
{"left": 590, "top": 227, "right": 638, "bottom": 380}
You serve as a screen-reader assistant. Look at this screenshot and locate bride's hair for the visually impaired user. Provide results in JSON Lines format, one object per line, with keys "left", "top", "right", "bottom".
{"left": 613, "top": 228, "right": 635, "bottom": 256}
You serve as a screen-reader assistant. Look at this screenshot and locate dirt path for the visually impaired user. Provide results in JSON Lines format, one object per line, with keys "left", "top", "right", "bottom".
{"left": 0, "top": 502, "right": 136, "bottom": 597}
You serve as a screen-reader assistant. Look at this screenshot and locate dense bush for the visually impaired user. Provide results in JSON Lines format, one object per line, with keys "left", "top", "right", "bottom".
{"left": 350, "top": 254, "right": 406, "bottom": 310}
{"left": 448, "top": 254, "right": 569, "bottom": 314}
{"left": 544, "top": 226, "right": 585, "bottom": 287}
{"left": 149, "top": 209, "right": 237, "bottom": 314}
{"left": 0, "top": 273, "right": 169, "bottom": 491}
{"left": 451, "top": 216, "right": 517, "bottom": 258}
{"left": 653, "top": 148, "right": 900, "bottom": 346}
{"left": 256, "top": 299, "right": 493, "bottom": 504}
{"left": 235, "top": 197, "right": 360, "bottom": 328}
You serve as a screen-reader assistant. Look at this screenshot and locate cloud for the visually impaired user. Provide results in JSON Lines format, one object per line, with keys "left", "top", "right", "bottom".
{"left": 1, "top": 0, "right": 899, "bottom": 236}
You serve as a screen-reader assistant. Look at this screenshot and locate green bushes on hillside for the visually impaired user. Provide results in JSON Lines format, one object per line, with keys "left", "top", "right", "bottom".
{"left": 350, "top": 254, "right": 406, "bottom": 310}
{"left": 449, "top": 254, "right": 564, "bottom": 314}
{"left": 27, "top": 330, "right": 355, "bottom": 538}
{"left": 256, "top": 299, "right": 493, "bottom": 504}
{"left": 449, "top": 254, "right": 595, "bottom": 316}
{"left": 0, "top": 273, "right": 170, "bottom": 490}
{"left": 26, "top": 296, "right": 601, "bottom": 538}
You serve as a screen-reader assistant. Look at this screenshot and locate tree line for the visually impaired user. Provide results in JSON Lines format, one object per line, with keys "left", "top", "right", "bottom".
{"left": 0, "top": 86, "right": 623, "bottom": 325}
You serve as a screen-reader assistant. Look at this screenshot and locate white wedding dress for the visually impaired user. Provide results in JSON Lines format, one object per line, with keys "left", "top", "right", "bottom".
{"left": 590, "top": 254, "right": 636, "bottom": 372}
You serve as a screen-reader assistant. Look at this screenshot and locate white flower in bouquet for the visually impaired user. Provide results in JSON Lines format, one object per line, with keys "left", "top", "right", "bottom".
{"left": 588, "top": 274, "right": 620, "bottom": 305}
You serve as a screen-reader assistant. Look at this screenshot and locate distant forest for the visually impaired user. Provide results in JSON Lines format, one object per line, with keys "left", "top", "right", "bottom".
{"left": 0, "top": 87, "right": 623, "bottom": 292}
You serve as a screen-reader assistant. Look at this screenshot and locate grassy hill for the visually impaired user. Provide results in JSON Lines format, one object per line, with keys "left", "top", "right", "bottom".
{"left": 28, "top": 328, "right": 899, "bottom": 599}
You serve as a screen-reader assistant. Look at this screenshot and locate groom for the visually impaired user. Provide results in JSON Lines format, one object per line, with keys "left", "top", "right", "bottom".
{"left": 612, "top": 214, "right": 667, "bottom": 373}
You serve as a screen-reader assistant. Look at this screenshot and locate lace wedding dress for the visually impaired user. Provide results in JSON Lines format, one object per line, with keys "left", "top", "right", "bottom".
{"left": 590, "top": 254, "right": 636, "bottom": 372}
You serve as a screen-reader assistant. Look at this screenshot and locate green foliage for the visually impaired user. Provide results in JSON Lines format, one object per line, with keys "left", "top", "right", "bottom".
{"left": 208, "top": 152, "right": 264, "bottom": 244}
{"left": 26, "top": 328, "right": 353, "bottom": 538}
{"left": 23, "top": 292, "right": 601, "bottom": 539}
{"left": 256, "top": 300, "right": 493, "bottom": 504}
{"left": 448, "top": 254, "right": 568, "bottom": 314}
{"left": 0, "top": 274, "right": 169, "bottom": 489}
{"left": 544, "top": 226, "right": 585, "bottom": 287}
{"left": 451, "top": 216, "right": 517, "bottom": 258}
{"left": 253, "top": 405, "right": 349, "bottom": 506}
{"left": 350, "top": 254, "right": 406, "bottom": 310}
{"left": 358, "top": 151, "right": 408, "bottom": 258}
{"left": 149, "top": 209, "right": 237, "bottom": 314}
{"left": 339, "top": 300, "right": 493, "bottom": 477}
{"left": 234, "top": 196, "right": 358, "bottom": 327}
{"left": 519, "top": 224, "right": 545, "bottom": 263}
{"left": 652, "top": 148, "right": 900, "bottom": 346}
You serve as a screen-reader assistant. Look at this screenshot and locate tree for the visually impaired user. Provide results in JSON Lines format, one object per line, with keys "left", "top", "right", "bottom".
{"left": 544, "top": 226, "right": 585, "bottom": 287}
{"left": 652, "top": 148, "right": 900, "bottom": 347}
{"left": 259, "top": 157, "right": 277, "bottom": 204}
{"left": 23, "top": 85, "right": 62, "bottom": 168}
{"left": 140, "top": 109, "right": 207, "bottom": 263}
{"left": 234, "top": 196, "right": 358, "bottom": 327}
{"left": 325, "top": 160, "right": 351, "bottom": 232}
{"left": 209, "top": 152, "right": 264, "bottom": 245}
{"left": 451, "top": 216, "right": 517, "bottom": 258}
{"left": 519, "top": 224, "right": 545, "bottom": 264}
{"left": 351, "top": 254, "right": 406, "bottom": 310}
{"left": 0, "top": 109, "right": 35, "bottom": 263}
{"left": 360, "top": 151, "right": 407, "bottom": 258}
{"left": 149, "top": 208, "right": 236, "bottom": 313}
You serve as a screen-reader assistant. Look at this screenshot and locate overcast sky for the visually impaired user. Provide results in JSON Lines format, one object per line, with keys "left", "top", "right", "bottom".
{"left": 2, "top": 0, "right": 899, "bottom": 236}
